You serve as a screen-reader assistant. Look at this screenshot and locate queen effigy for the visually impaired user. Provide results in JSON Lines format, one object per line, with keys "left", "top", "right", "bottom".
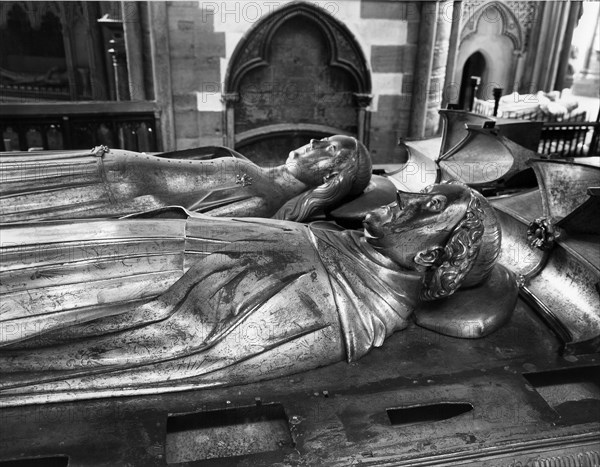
{"left": 0, "top": 135, "right": 372, "bottom": 223}
{"left": 0, "top": 178, "right": 511, "bottom": 407}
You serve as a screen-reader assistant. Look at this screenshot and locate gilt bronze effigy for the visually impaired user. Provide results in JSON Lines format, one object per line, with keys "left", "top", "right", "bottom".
{"left": 0, "top": 183, "right": 514, "bottom": 406}
{"left": 0, "top": 135, "right": 371, "bottom": 223}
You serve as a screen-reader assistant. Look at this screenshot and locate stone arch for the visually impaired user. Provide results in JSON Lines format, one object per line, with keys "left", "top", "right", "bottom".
{"left": 461, "top": 1, "right": 523, "bottom": 52}
{"left": 223, "top": 2, "right": 372, "bottom": 163}
{"left": 456, "top": 1, "right": 522, "bottom": 97}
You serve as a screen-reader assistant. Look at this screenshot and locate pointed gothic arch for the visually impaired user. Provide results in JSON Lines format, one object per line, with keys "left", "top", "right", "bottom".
{"left": 460, "top": 1, "right": 523, "bottom": 52}
{"left": 222, "top": 2, "right": 372, "bottom": 163}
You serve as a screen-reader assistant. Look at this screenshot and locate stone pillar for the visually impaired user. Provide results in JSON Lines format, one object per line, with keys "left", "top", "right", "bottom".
{"left": 441, "top": 1, "right": 462, "bottom": 109}
{"left": 526, "top": 1, "right": 572, "bottom": 92}
{"left": 512, "top": 51, "right": 525, "bottom": 92}
{"left": 221, "top": 93, "right": 239, "bottom": 148}
{"left": 554, "top": 1, "right": 582, "bottom": 91}
{"left": 148, "top": 2, "right": 175, "bottom": 151}
{"left": 409, "top": 1, "right": 437, "bottom": 139}
{"left": 581, "top": 8, "right": 600, "bottom": 77}
{"left": 354, "top": 93, "right": 373, "bottom": 147}
{"left": 409, "top": 1, "right": 453, "bottom": 139}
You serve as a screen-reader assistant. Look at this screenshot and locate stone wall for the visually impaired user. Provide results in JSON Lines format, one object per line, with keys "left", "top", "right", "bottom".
{"left": 165, "top": 1, "right": 225, "bottom": 149}
{"left": 162, "top": 0, "right": 438, "bottom": 162}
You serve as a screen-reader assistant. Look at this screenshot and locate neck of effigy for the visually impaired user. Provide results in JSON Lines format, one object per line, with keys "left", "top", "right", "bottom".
{"left": 268, "top": 164, "right": 310, "bottom": 196}
{"left": 353, "top": 232, "right": 420, "bottom": 274}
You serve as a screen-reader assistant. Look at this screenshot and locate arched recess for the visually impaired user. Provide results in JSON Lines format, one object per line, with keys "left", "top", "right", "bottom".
{"left": 458, "top": 51, "right": 487, "bottom": 108}
{"left": 223, "top": 2, "right": 372, "bottom": 164}
{"left": 456, "top": 1, "right": 522, "bottom": 98}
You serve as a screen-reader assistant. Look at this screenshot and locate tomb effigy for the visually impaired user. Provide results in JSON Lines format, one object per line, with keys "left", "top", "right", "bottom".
{"left": 1, "top": 134, "right": 599, "bottom": 466}
{"left": 0, "top": 182, "right": 514, "bottom": 406}
{"left": 0, "top": 135, "right": 372, "bottom": 223}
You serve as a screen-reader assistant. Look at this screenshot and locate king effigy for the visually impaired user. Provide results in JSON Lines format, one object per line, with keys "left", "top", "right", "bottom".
{"left": 0, "top": 178, "right": 504, "bottom": 406}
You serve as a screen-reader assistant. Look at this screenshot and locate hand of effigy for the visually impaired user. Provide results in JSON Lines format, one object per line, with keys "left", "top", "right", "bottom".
{"left": 0, "top": 182, "right": 516, "bottom": 406}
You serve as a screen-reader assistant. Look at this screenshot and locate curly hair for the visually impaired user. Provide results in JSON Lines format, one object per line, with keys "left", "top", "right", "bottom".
{"left": 273, "top": 137, "right": 372, "bottom": 222}
{"left": 420, "top": 191, "right": 487, "bottom": 301}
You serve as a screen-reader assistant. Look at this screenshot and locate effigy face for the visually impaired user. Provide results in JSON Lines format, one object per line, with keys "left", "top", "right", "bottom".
{"left": 363, "top": 184, "right": 472, "bottom": 270}
{"left": 286, "top": 135, "right": 359, "bottom": 186}
{"left": 0, "top": 182, "right": 512, "bottom": 407}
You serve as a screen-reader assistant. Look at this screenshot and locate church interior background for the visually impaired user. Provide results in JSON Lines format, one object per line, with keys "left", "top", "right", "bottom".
{"left": 1, "top": 1, "right": 600, "bottom": 466}
{"left": 1, "top": 0, "right": 598, "bottom": 163}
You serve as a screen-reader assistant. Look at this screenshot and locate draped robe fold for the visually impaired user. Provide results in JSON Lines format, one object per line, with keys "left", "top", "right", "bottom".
{"left": 0, "top": 149, "right": 289, "bottom": 222}
{"left": 0, "top": 215, "right": 421, "bottom": 406}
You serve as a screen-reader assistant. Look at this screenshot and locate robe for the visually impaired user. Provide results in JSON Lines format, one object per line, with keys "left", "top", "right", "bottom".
{"left": 0, "top": 148, "right": 288, "bottom": 222}
{"left": 0, "top": 214, "right": 421, "bottom": 406}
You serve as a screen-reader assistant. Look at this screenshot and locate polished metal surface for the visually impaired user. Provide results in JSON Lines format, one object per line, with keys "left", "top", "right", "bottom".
{"left": 0, "top": 135, "right": 372, "bottom": 223}
{"left": 438, "top": 125, "right": 540, "bottom": 189}
{"left": 530, "top": 158, "right": 600, "bottom": 219}
{"left": 327, "top": 175, "right": 398, "bottom": 226}
{"left": 491, "top": 160, "right": 600, "bottom": 353}
{"left": 383, "top": 142, "right": 440, "bottom": 192}
{"left": 368, "top": 124, "right": 541, "bottom": 196}
{"left": 438, "top": 109, "right": 493, "bottom": 156}
{"left": 0, "top": 296, "right": 597, "bottom": 466}
{"left": 438, "top": 109, "right": 543, "bottom": 156}
{"left": 0, "top": 183, "right": 508, "bottom": 406}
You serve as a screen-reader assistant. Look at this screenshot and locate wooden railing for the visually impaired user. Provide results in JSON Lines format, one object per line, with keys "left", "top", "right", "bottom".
{"left": 539, "top": 121, "right": 600, "bottom": 157}
{"left": 0, "top": 102, "right": 161, "bottom": 152}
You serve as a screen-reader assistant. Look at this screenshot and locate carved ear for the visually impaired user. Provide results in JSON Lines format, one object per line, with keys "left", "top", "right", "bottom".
{"left": 414, "top": 247, "right": 444, "bottom": 268}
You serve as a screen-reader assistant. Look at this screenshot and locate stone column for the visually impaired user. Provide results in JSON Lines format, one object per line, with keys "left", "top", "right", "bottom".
{"left": 527, "top": 1, "right": 571, "bottom": 92}
{"left": 512, "top": 51, "right": 525, "bottom": 92}
{"left": 221, "top": 93, "right": 239, "bottom": 148}
{"left": 354, "top": 93, "right": 373, "bottom": 147}
{"left": 148, "top": 2, "right": 175, "bottom": 151}
{"left": 554, "top": 1, "right": 582, "bottom": 91}
{"left": 441, "top": 0, "right": 462, "bottom": 109}
{"left": 409, "top": 1, "right": 438, "bottom": 139}
{"left": 409, "top": 1, "right": 453, "bottom": 139}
